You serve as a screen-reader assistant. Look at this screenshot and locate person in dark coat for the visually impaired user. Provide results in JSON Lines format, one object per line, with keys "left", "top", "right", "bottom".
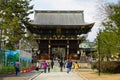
{"left": 59, "top": 60, "right": 63, "bottom": 72}
{"left": 51, "top": 60, "right": 54, "bottom": 69}
{"left": 14, "top": 60, "right": 20, "bottom": 76}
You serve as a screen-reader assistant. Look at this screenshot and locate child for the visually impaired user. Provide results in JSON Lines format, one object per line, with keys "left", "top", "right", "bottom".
{"left": 47, "top": 62, "right": 50, "bottom": 72}
{"left": 74, "top": 61, "right": 79, "bottom": 72}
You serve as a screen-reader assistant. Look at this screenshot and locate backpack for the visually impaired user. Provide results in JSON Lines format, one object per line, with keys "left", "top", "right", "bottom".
{"left": 15, "top": 62, "right": 19, "bottom": 68}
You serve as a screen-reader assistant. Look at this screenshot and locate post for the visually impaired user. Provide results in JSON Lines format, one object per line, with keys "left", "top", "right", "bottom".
{"left": 48, "top": 44, "right": 51, "bottom": 59}
{"left": 67, "top": 48, "right": 69, "bottom": 60}
{"left": 98, "top": 30, "right": 101, "bottom": 76}
{"left": 4, "top": 41, "right": 6, "bottom": 66}
{"left": 0, "top": 28, "right": 2, "bottom": 52}
{"left": 48, "top": 40, "right": 51, "bottom": 59}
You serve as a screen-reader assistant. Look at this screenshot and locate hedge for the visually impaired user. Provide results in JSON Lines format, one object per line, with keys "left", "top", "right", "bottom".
{"left": 91, "top": 61, "right": 120, "bottom": 73}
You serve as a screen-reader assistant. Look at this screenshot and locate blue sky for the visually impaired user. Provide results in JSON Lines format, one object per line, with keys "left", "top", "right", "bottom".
{"left": 29, "top": 0, "right": 119, "bottom": 42}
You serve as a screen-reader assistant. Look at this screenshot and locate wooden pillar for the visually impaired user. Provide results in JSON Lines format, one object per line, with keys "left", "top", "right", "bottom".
{"left": 48, "top": 40, "right": 51, "bottom": 59}
{"left": 35, "top": 40, "right": 41, "bottom": 60}
{"left": 67, "top": 40, "right": 69, "bottom": 60}
{"left": 77, "top": 40, "right": 80, "bottom": 60}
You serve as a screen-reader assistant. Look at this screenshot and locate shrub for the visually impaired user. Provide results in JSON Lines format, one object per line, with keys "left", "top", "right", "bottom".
{"left": 91, "top": 61, "right": 120, "bottom": 73}
{"left": 0, "top": 66, "right": 14, "bottom": 74}
{"left": 91, "top": 62, "right": 97, "bottom": 69}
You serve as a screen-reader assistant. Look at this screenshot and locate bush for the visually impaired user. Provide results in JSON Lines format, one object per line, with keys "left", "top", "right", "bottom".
{"left": 0, "top": 66, "right": 14, "bottom": 74}
{"left": 91, "top": 62, "right": 97, "bottom": 69}
{"left": 91, "top": 61, "right": 120, "bottom": 73}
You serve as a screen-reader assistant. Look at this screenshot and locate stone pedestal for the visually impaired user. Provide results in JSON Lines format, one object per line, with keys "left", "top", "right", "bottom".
{"left": 79, "top": 62, "right": 91, "bottom": 68}
{"left": 80, "top": 50, "right": 88, "bottom": 62}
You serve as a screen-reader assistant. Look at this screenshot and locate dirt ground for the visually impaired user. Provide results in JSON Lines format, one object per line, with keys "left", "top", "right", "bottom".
{"left": 77, "top": 71, "right": 120, "bottom": 80}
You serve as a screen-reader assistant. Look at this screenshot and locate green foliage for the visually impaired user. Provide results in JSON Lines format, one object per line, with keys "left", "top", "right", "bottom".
{"left": 14, "top": 53, "right": 20, "bottom": 62}
{"left": 5, "top": 42, "right": 16, "bottom": 50}
{"left": 7, "top": 54, "right": 14, "bottom": 66}
{"left": 20, "top": 59, "right": 32, "bottom": 68}
{"left": 95, "top": 1, "right": 120, "bottom": 61}
{"left": 0, "top": 51, "right": 4, "bottom": 65}
{"left": 5, "top": 51, "right": 20, "bottom": 66}
{"left": 91, "top": 61, "right": 120, "bottom": 73}
{"left": 110, "top": 4, "right": 120, "bottom": 32}
{"left": 97, "top": 31, "right": 118, "bottom": 60}
{"left": 91, "top": 52, "right": 98, "bottom": 58}
{"left": 0, "top": 66, "right": 14, "bottom": 74}
{"left": 0, "top": 0, "right": 33, "bottom": 50}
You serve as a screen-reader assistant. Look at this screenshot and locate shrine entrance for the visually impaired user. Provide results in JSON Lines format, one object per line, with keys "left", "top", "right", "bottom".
{"left": 52, "top": 47, "right": 66, "bottom": 61}
{"left": 37, "top": 40, "right": 80, "bottom": 60}
{"left": 26, "top": 10, "right": 94, "bottom": 61}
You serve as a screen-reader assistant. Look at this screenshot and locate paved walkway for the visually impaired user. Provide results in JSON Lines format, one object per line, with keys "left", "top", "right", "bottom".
{"left": 31, "top": 62, "right": 85, "bottom": 80}
{"left": 32, "top": 72, "right": 84, "bottom": 80}
{"left": 0, "top": 70, "right": 42, "bottom": 80}
{"left": 0, "top": 68, "right": 85, "bottom": 80}
{"left": 0, "top": 61, "right": 86, "bottom": 80}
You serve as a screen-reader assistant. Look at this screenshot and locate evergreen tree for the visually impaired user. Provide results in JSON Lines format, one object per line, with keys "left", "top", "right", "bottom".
{"left": 0, "top": 0, "right": 33, "bottom": 50}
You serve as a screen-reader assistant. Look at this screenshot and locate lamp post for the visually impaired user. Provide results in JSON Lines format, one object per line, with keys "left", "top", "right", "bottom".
{"left": 67, "top": 40, "right": 69, "bottom": 60}
{"left": 32, "top": 48, "right": 36, "bottom": 63}
{"left": 48, "top": 44, "right": 51, "bottom": 59}
{"left": 67, "top": 44, "right": 69, "bottom": 60}
{"left": 77, "top": 50, "right": 80, "bottom": 60}
{"left": 37, "top": 50, "right": 40, "bottom": 60}
{"left": 98, "top": 30, "right": 101, "bottom": 76}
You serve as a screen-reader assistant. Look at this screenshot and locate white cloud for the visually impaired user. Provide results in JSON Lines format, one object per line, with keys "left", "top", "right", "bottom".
{"left": 87, "top": 23, "right": 100, "bottom": 42}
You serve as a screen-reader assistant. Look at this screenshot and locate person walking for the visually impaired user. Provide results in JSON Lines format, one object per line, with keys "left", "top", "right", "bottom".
{"left": 43, "top": 60, "right": 47, "bottom": 73}
{"left": 35, "top": 61, "right": 40, "bottom": 71}
{"left": 70, "top": 60, "right": 72, "bottom": 71}
{"left": 66, "top": 60, "right": 72, "bottom": 74}
{"left": 59, "top": 60, "right": 63, "bottom": 72}
{"left": 63, "top": 60, "right": 66, "bottom": 69}
{"left": 47, "top": 62, "right": 50, "bottom": 73}
{"left": 51, "top": 60, "right": 54, "bottom": 69}
{"left": 74, "top": 61, "right": 79, "bottom": 72}
{"left": 14, "top": 60, "right": 20, "bottom": 76}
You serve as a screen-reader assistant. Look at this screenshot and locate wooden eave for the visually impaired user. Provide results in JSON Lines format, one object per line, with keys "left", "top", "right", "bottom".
{"left": 26, "top": 23, "right": 94, "bottom": 34}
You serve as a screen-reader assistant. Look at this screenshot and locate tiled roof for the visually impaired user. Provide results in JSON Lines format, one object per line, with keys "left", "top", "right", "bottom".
{"left": 31, "top": 10, "right": 90, "bottom": 26}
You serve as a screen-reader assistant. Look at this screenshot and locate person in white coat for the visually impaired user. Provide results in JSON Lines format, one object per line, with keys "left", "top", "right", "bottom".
{"left": 36, "top": 61, "right": 40, "bottom": 71}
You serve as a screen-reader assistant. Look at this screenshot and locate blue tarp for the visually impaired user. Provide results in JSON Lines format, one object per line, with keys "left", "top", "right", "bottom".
{"left": 5, "top": 50, "right": 32, "bottom": 62}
